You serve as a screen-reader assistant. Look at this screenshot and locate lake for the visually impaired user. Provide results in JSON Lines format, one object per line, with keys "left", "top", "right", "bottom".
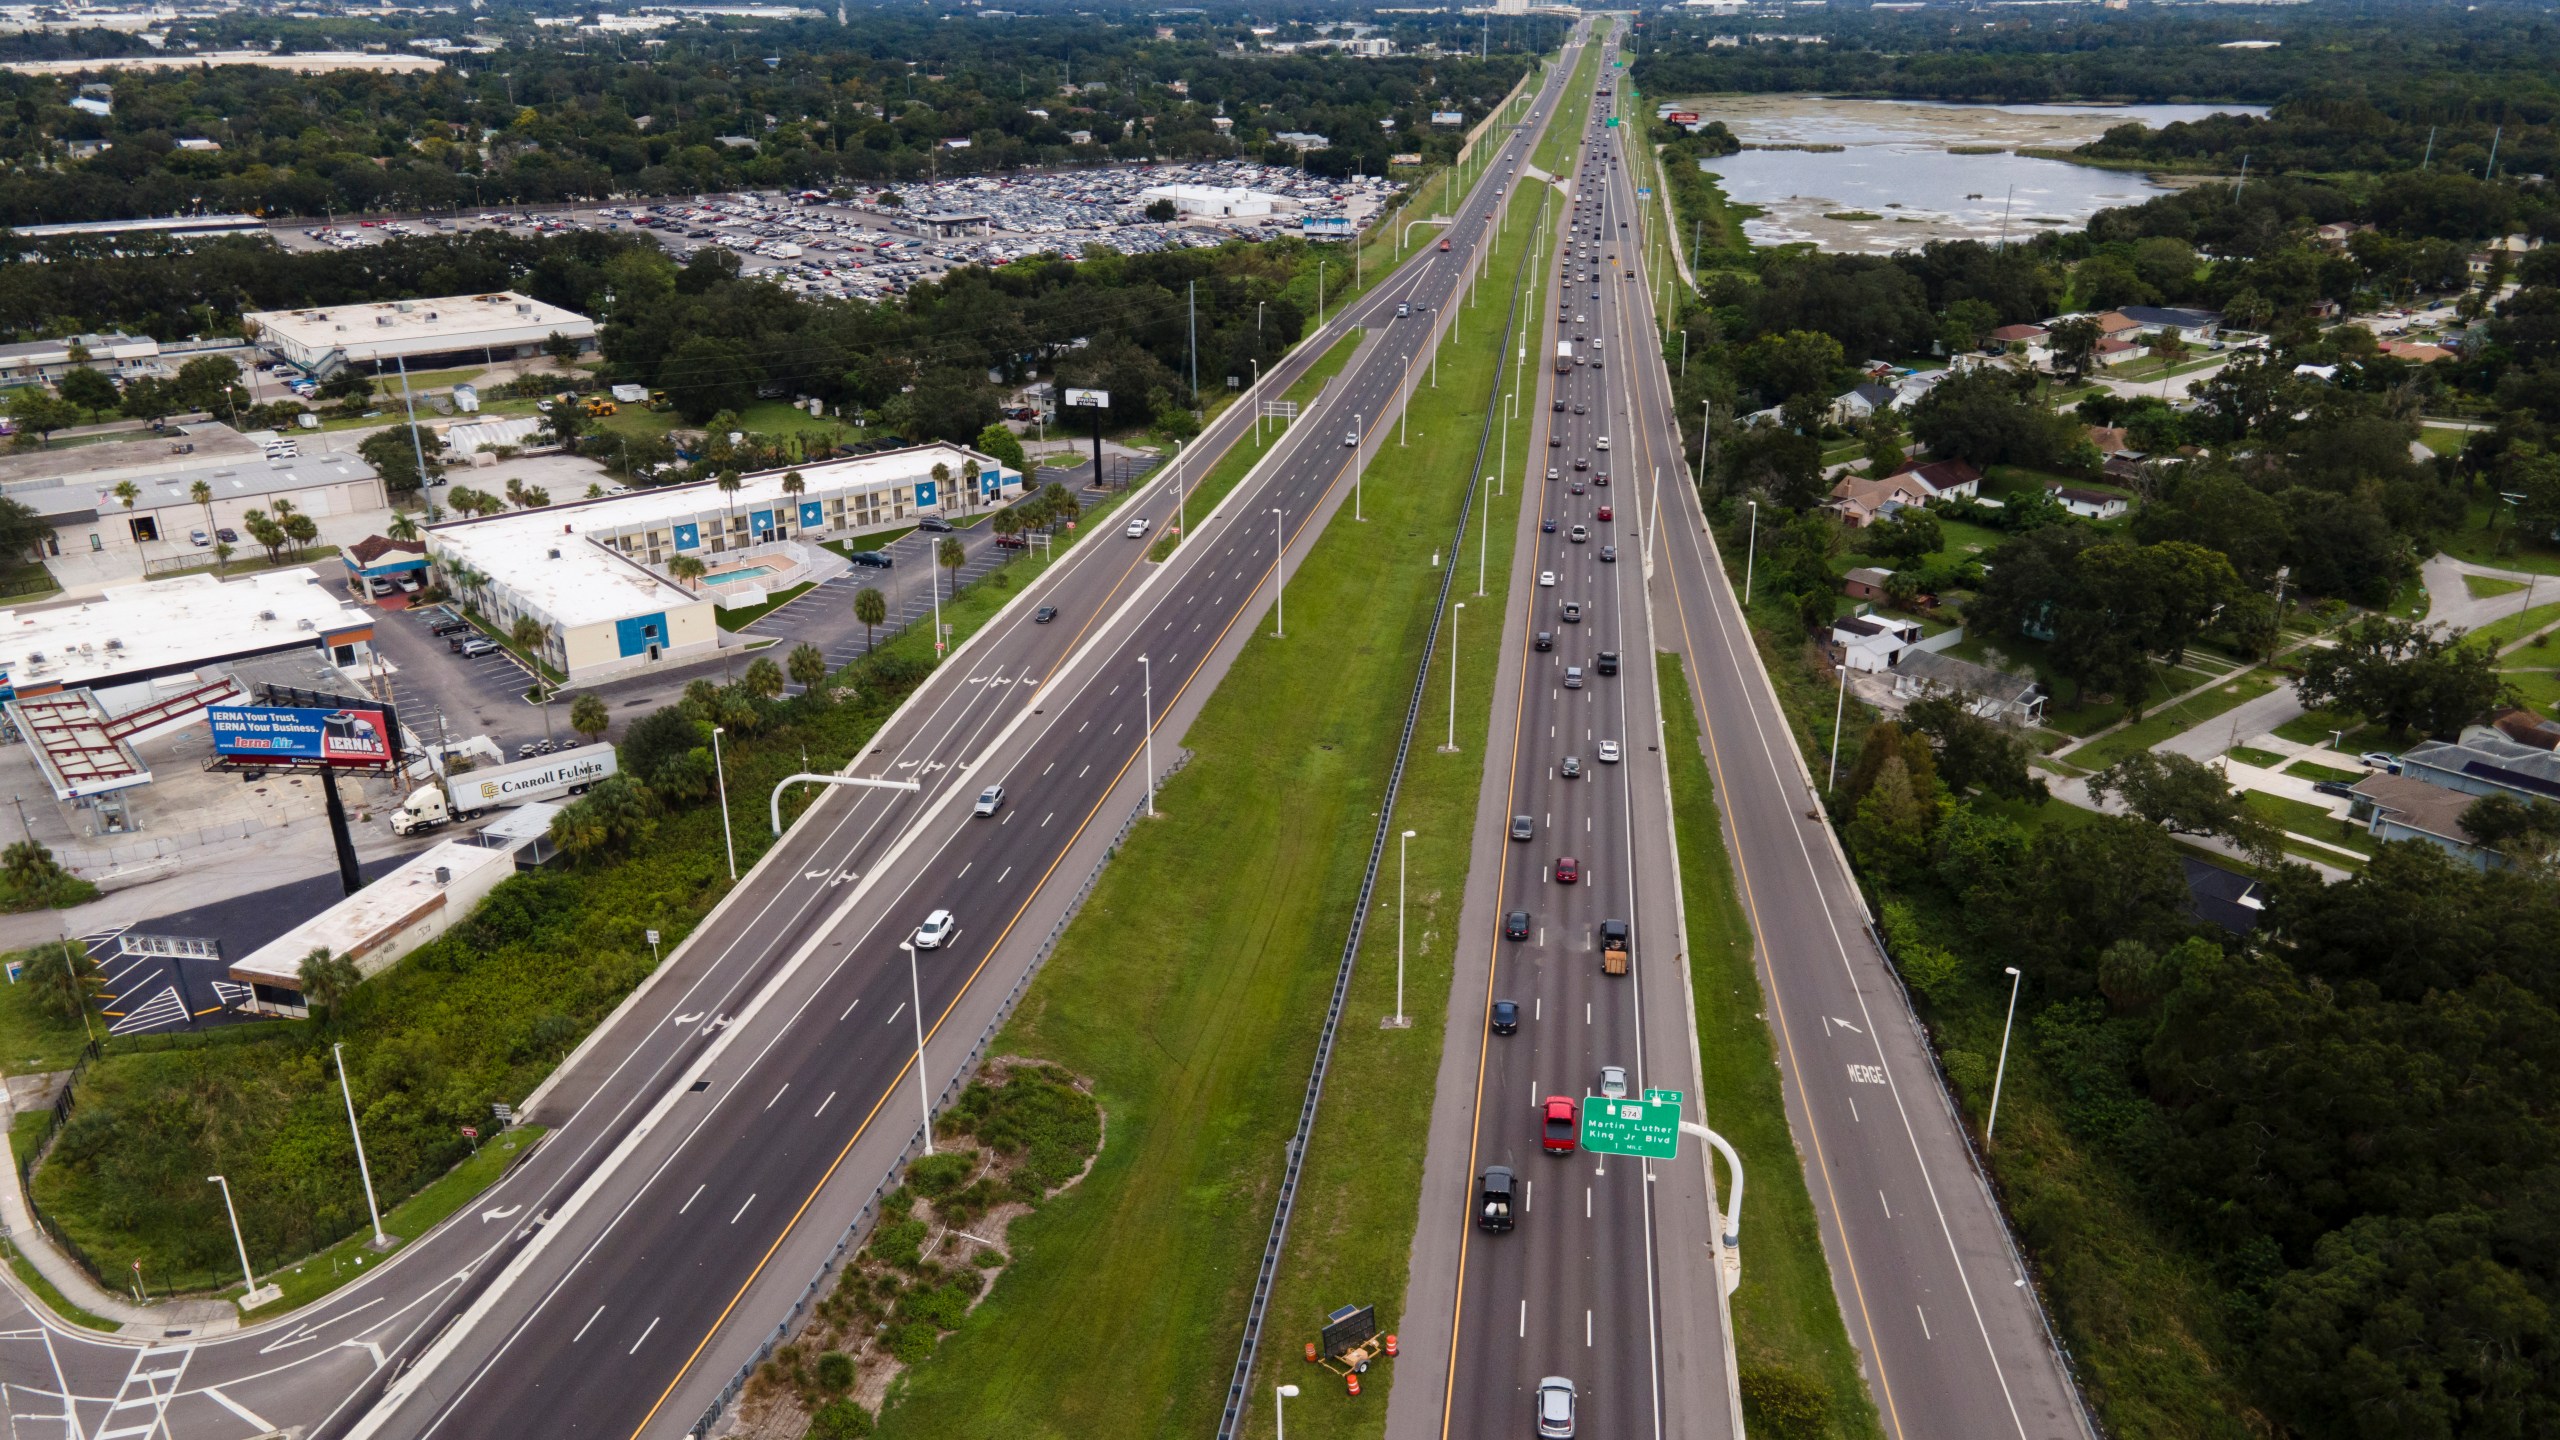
{"left": 1684, "top": 96, "right": 2267, "bottom": 253}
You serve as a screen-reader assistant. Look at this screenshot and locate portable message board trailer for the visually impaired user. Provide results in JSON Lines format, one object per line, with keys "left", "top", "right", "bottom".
{"left": 1303, "top": 1302, "right": 1398, "bottom": 1395}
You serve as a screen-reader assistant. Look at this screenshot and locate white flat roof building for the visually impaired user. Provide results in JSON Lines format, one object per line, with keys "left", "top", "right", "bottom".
{"left": 0, "top": 570, "right": 372, "bottom": 704}
{"left": 245, "top": 292, "right": 598, "bottom": 375}
{"left": 228, "top": 837, "right": 520, "bottom": 1014}
{"left": 425, "top": 442, "right": 1024, "bottom": 682}
{"left": 1138, "top": 184, "right": 1292, "bottom": 218}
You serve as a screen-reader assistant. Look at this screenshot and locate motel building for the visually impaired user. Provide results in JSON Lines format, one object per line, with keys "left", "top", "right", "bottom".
{"left": 423, "top": 443, "right": 1023, "bottom": 684}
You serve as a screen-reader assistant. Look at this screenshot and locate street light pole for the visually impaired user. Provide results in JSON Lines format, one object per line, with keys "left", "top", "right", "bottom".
{"left": 207, "top": 1174, "right": 261, "bottom": 1303}
{"left": 1276, "top": 1384, "right": 1300, "bottom": 1440}
{"left": 711, "top": 724, "right": 735, "bottom": 881}
{"left": 1827, "top": 661, "right": 1848, "bottom": 792}
{"left": 1986, "top": 966, "right": 2024, "bottom": 1148}
{"left": 1401, "top": 365, "right": 1411, "bottom": 445}
{"left": 1743, "top": 500, "right": 1758, "bottom": 602}
{"left": 1271, "top": 508, "right": 1286, "bottom": 638}
{"left": 1391, "top": 829, "right": 1417, "bottom": 1028}
{"left": 334, "top": 1043, "right": 387, "bottom": 1249}
{"left": 902, "top": 940, "right": 933, "bottom": 1156}
{"left": 1140, "top": 654, "right": 1155, "bottom": 818}
{"left": 1445, "top": 603, "right": 1465, "bottom": 749}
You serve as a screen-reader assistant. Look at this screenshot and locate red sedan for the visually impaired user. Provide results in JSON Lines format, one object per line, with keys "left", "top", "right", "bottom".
{"left": 1555, "top": 855, "right": 1580, "bottom": 884}
{"left": 1597, "top": 504, "right": 1613, "bottom": 522}
{"left": 1542, "top": 1096, "right": 1580, "bottom": 1153}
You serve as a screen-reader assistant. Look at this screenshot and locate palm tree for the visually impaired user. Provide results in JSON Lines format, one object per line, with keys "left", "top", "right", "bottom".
{"left": 929, "top": 460, "right": 951, "bottom": 517}
{"left": 959, "top": 458, "right": 981, "bottom": 517}
{"left": 993, "top": 509, "right": 1021, "bottom": 547}
{"left": 937, "top": 535, "right": 965, "bottom": 599}
{"left": 213, "top": 539, "right": 234, "bottom": 574}
{"left": 569, "top": 691, "right": 610, "bottom": 741}
{"left": 191, "top": 479, "right": 214, "bottom": 540}
{"left": 386, "top": 510, "right": 420, "bottom": 543}
{"left": 780, "top": 469, "right": 806, "bottom": 536}
{"left": 24, "top": 936, "right": 95, "bottom": 1031}
{"left": 715, "top": 471, "right": 743, "bottom": 546}
{"left": 113, "top": 480, "right": 139, "bottom": 535}
{"left": 854, "top": 585, "right": 887, "bottom": 651}
{"left": 668, "top": 554, "right": 708, "bottom": 591}
{"left": 741, "top": 655, "right": 784, "bottom": 700}
{"left": 509, "top": 614, "right": 550, "bottom": 669}
{"left": 297, "top": 946, "right": 362, "bottom": 1021}
{"left": 788, "top": 642, "right": 827, "bottom": 695}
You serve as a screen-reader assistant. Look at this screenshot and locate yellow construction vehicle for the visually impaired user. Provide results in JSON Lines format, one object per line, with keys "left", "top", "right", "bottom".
{"left": 583, "top": 397, "right": 618, "bottom": 417}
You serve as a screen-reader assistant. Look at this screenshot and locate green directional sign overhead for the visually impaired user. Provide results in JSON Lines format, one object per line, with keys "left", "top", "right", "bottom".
{"left": 1606, "top": 117, "right": 1621, "bottom": 129}
{"left": 1580, "top": 1096, "right": 1680, "bottom": 1159}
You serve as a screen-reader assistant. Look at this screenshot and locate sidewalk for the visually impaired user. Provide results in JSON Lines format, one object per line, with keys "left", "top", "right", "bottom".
{"left": 0, "top": 1117, "right": 239, "bottom": 1337}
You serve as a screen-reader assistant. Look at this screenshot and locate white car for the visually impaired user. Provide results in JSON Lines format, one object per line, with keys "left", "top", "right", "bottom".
{"left": 973, "top": 785, "right": 1004, "bottom": 817}
{"left": 1595, "top": 435, "right": 1610, "bottom": 450}
{"left": 1598, "top": 1065, "right": 1628, "bottom": 1099}
{"left": 1125, "top": 516, "right": 1150, "bottom": 539}
{"left": 1539, "top": 570, "right": 1557, "bottom": 587}
{"left": 1345, "top": 430, "right": 1360, "bottom": 447}
{"left": 1597, "top": 739, "right": 1621, "bottom": 764}
{"left": 915, "top": 909, "right": 956, "bottom": 950}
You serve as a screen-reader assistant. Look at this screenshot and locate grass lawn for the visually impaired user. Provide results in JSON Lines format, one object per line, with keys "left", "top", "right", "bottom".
{"left": 2068, "top": 673, "right": 2277, "bottom": 772}
{"left": 2467, "top": 599, "right": 2560, "bottom": 649}
{"left": 2433, "top": 500, "right": 2560, "bottom": 578}
{"left": 2500, "top": 668, "right": 2560, "bottom": 711}
{"left": 2282, "top": 758, "right": 2365, "bottom": 785}
{"left": 2464, "top": 573, "right": 2527, "bottom": 600}
{"left": 0, "top": 953, "right": 100, "bottom": 1074}
{"left": 2272, "top": 708, "right": 2378, "bottom": 749}
{"left": 3, "top": 1238, "right": 116, "bottom": 1330}
{"left": 821, "top": 526, "right": 915, "bottom": 557}
{"left": 713, "top": 581, "right": 817, "bottom": 632}
{"left": 1661, "top": 655, "right": 1883, "bottom": 1438}
{"left": 1982, "top": 463, "right": 2099, "bottom": 502}
{"left": 876, "top": 131, "right": 1567, "bottom": 1440}
{"left": 259, "top": 1127, "right": 545, "bottom": 1312}
{"left": 2241, "top": 790, "right": 2376, "bottom": 859}
{"left": 2420, "top": 426, "right": 2476, "bottom": 460}
{"left": 2225, "top": 744, "right": 2287, "bottom": 769}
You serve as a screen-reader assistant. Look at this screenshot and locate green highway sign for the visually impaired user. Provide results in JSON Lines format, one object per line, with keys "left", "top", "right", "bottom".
{"left": 1581, "top": 1096, "right": 1680, "bottom": 1159}
{"left": 1644, "top": 1088, "right": 1682, "bottom": 1106}
{"left": 1606, "top": 117, "right": 1620, "bottom": 128}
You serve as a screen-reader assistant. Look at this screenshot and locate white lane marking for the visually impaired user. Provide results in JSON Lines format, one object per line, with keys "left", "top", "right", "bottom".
{"left": 814, "top": 1090, "right": 836, "bottom": 1118}
{"left": 572, "top": 1306, "right": 605, "bottom": 1344}
{"left": 1586, "top": 1309, "right": 1593, "bottom": 1347}
{"left": 1881, "top": 1190, "right": 1894, "bottom": 1219}
{"left": 1917, "top": 1306, "right": 1933, "bottom": 1341}
{"left": 204, "top": 1386, "right": 275, "bottom": 1432}
{"left": 997, "top": 866, "right": 1012, "bottom": 883}
{"left": 629, "top": 1316, "right": 660, "bottom": 1355}
{"left": 840, "top": 999, "right": 860, "bottom": 1021}
{"left": 679, "top": 1184, "right": 704, "bottom": 1214}
{"left": 731, "top": 1194, "right": 756, "bottom": 1224}
{"left": 766, "top": 1084, "right": 789, "bottom": 1110}
{"left": 1833, "top": 1016, "right": 1864, "bottom": 1034}
{"left": 479, "top": 1204, "right": 521, "bottom": 1224}
{"left": 886, "top": 1001, "right": 905, "bottom": 1025}
{"left": 1520, "top": 1300, "right": 1527, "bottom": 1338}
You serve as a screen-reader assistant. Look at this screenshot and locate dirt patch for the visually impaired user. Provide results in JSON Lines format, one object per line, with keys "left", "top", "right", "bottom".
{"left": 720, "top": 1058, "right": 1104, "bottom": 1440}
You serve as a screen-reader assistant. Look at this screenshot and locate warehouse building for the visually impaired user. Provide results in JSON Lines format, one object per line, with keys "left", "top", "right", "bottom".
{"left": 244, "top": 292, "right": 598, "bottom": 378}
{"left": 424, "top": 441, "right": 1022, "bottom": 683}
{"left": 1137, "top": 184, "right": 1292, "bottom": 218}
{"left": 9, "top": 448, "right": 387, "bottom": 562}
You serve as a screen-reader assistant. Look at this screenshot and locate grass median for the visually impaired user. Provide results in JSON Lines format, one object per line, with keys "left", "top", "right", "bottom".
{"left": 1660, "top": 654, "right": 1885, "bottom": 1440}
{"left": 874, "top": 131, "right": 1561, "bottom": 1440}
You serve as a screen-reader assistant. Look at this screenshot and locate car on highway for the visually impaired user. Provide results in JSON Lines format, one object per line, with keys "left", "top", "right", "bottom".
{"left": 1561, "top": 600, "right": 1583, "bottom": 623}
{"left": 1593, "top": 471, "right": 1608, "bottom": 486}
{"left": 1564, "top": 666, "right": 1584, "bottom": 688}
{"left": 1504, "top": 910, "right": 1531, "bottom": 940}
{"left": 1542, "top": 517, "right": 1557, "bottom": 533}
{"left": 1535, "top": 630, "right": 1554, "bottom": 651}
{"left": 1345, "top": 430, "right": 1360, "bottom": 446}
{"left": 1491, "top": 999, "right": 1520, "bottom": 1035}
{"left": 1598, "top": 739, "right": 1621, "bottom": 763}
{"left": 1572, "top": 403, "right": 1586, "bottom": 415}
{"left": 1540, "top": 1097, "right": 1579, "bottom": 1154}
{"left": 1598, "top": 1065, "right": 1628, "bottom": 1100}
{"left": 914, "top": 909, "right": 956, "bottom": 949}
{"left": 1573, "top": 457, "right": 1589, "bottom": 471}
{"left": 1537, "top": 1377, "right": 1578, "bottom": 1436}
{"left": 1596, "top": 650, "right": 1619, "bottom": 676}
{"left": 1554, "top": 855, "right": 1579, "bottom": 884}
{"left": 1570, "top": 480, "right": 1585, "bottom": 495}
{"left": 1550, "top": 434, "right": 1563, "bottom": 448}
{"left": 1125, "top": 516, "right": 1150, "bottom": 538}
{"left": 1546, "top": 467, "right": 1560, "bottom": 481}
{"left": 1599, "top": 544, "right": 1617, "bottom": 563}
{"left": 973, "top": 785, "right": 1005, "bottom": 817}
{"left": 1569, "top": 524, "right": 1588, "bottom": 544}
{"left": 1479, "top": 1165, "right": 1518, "bottom": 1232}
{"left": 1539, "top": 570, "right": 1556, "bottom": 587}
{"left": 1560, "top": 754, "right": 1582, "bottom": 779}
{"left": 1597, "top": 503, "right": 1613, "bottom": 521}
{"left": 1034, "top": 605, "right": 1059, "bottom": 623}
{"left": 1553, "top": 397, "right": 1566, "bottom": 411}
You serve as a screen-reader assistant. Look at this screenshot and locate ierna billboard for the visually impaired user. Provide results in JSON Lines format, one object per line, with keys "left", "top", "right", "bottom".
{"left": 209, "top": 705, "right": 395, "bottom": 768}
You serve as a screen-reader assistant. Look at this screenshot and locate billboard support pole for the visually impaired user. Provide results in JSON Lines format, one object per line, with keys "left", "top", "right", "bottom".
{"left": 320, "top": 767, "right": 363, "bottom": 897}
{"left": 1091, "top": 400, "right": 1105, "bottom": 491}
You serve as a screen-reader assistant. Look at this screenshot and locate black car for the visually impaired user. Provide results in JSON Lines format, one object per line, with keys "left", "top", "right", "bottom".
{"left": 1491, "top": 999, "right": 1520, "bottom": 1035}
{"left": 1033, "top": 606, "right": 1059, "bottom": 623}
{"left": 848, "top": 550, "right": 892, "bottom": 568}
{"left": 1542, "top": 517, "right": 1557, "bottom": 533}
{"left": 918, "top": 516, "right": 955, "bottom": 533}
{"left": 216, "top": 527, "right": 239, "bottom": 544}
{"left": 1535, "top": 630, "right": 1554, "bottom": 652}
{"left": 1600, "top": 544, "right": 1617, "bottom": 564}
{"left": 2312, "top": 779, "right": 2358, "bottom": 799}
{"left": 1504, "top": 910, "right": 1531, "bottom": 940}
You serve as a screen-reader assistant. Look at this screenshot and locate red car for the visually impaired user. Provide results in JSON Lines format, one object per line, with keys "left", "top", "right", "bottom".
{"left": 1555, "top": 855, "right": 1579, "bottom": 884}
{"left": 1597, "top": 504, "right": 1613, "bottom": 522}
{"left": 1542, "top": 1096, "right": 1579, "bottom": 1153}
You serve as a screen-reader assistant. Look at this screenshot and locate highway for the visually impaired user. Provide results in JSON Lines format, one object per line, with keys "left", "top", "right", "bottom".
{"left": 1386, "top": 30, "right": 1741, "bottom": 1440}
{"left": 1604, "top": 50, "right": 2097, "bottom": 1440}
{"left": 0, "top": 33, "right": 1588, "bottom": 1440}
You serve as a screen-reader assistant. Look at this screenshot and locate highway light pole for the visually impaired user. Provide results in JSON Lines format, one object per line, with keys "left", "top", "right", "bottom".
{"left": 1389, "top": 829, "right": 1418, "bottom": 1029}
{"left": 1276, "top": 1384, "right": 1300, "bottom": 1440}
{"left": 207, "top": 1174, "right": 262, "bottom": 1305}
{"left": 1401, "top": 363, "right": 1411, "bottom": 444}
{"left": 711, "top": 724, "right": 735, "bottom": 881}
{"left": 1271, "top": 508, "right": 1287, "bottom": 638}
{"left": 1743, "top": 500, "right": 1758, "bottom": 602}
{"left": 1987, "top": 966, "right": 2024, "bottom": 1149}
{"left": 1697, "top": 399, "right": 1710, "bottom": 490}
{"left": 1249, "top": 359, "right": 1262, "bottom": 446}
{"left": 902, "top": 940, "right": 933, "bottom": 1156}
{"left": 334, "top": 1042, "right": 387, "bottom": 1249}
{"left": 1827, "top": 662, "right": 1848, "bottom": 793}
{"left": 1140, "top": 654, "right": 1156, "bottom": 818}
{"left": 1445, "top": 603, "right": 1464, "bottom": 749}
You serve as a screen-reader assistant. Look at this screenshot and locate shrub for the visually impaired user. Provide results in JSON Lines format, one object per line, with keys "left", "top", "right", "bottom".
{"left": 806, "top": 1397, "right": 874, "bottom": 1439}
{"left": 904, "top": 1149, "right": 977, "bottom": 1201}
{"left": 1738, "top": 1360, "right": 1832, "bottom": 1440}
{"left": 815, "top": 1350, "right": 856, "bottom": 1390}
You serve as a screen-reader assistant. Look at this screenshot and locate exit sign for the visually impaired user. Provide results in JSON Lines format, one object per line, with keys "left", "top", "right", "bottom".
{"left": 1580, "top": 1096, "right": 1680, "bottom": 1159}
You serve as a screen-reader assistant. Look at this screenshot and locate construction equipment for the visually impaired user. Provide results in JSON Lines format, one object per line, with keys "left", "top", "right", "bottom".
{"left": 583, "top": 397, "right": 618, "bottom": 417}
{"left": 647, "top": 390, "right": 672, "bottom": 411}
{"left": 1303, "top": 1303, "right": 1397, "bottom": 1395}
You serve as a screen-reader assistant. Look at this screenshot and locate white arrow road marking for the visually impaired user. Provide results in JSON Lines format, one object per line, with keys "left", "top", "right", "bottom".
{"left": 1832, "top": 1016, "right": 1864, "bottom": 1034}
{"left": 343, "top": 1339, "right": 387, "bottom": 1369}
{"left": 479, "top": 1205, "right": 521, "bottom": 1224}
{"left": 804, "top": 868, "right": 830, "bottom": 880}
{"left": 203, "top": 1386, "right": 274, "bottom": 1432}
{"left": 256, "top": 1298, "right": 383, "bottom": 1354}
{"left": 671, "top": 1012, "right": 704, "bottom": 1028}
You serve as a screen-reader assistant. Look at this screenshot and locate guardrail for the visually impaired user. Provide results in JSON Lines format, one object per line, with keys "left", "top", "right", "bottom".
{"left": 688, "top": 748, "right": 1192, "bottom": 1440}
{"left": 1212, "top": 184, "right": 1551, "bottom": 1440}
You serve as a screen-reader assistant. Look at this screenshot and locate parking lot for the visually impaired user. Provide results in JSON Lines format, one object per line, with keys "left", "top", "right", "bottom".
{"left": 269, "top": 160, "right": 1393, "bottom": 303}
{"left": 366, "top": 600, "right": 556, "bottom": 755}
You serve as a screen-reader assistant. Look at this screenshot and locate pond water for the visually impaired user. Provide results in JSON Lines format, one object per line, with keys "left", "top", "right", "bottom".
{"left": 1686, "top": 95, "right": 2267, "bottom": 253}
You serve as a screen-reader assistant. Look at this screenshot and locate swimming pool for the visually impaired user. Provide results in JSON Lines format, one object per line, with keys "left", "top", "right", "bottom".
{"left": 703, "top": 565, "right": 778, "bottom": 586}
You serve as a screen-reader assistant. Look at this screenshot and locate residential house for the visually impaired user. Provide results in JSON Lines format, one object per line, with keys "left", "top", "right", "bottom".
{"left": 2047, "top": 483, "right": 2129, "bottom": 520}
{"left": 1890, "top": 458, "right": 1981, "bottom": 499}
{"left": 2348, "top": 771, "right": 2497, "bottom": 868}
{"left": 2090, "top": 311, "right": 2147, "bottom": 342}
{"left": 2466, "top": 233, "right": 2544, "bottom": 279}
{"left": 2490, "top": 708, "right": 2560, "bottom": 752}
{"left": 2180, "top": 857, "right": 2266, "bottom": 934}
{"left": 1842, "top": 565, "right": 1895, "bottom": 602}
{"left": 1888, "top": 648, "right": 2046, "bottom": 724}
{"left": 2094, "top": 336, "right": 2143, "bottom": 366}
{"left": 1825, "top": 471, "right": 1933, "bottom": 528}
{"left": 2117, "top": 305, "right": 2223, "bottom": 344}
{"left": 2100, "top": 452, "right": 2154, "bottom": 487}
{"left": 2382, "top": 340, "right": 2454, "bottom": 363}
{"left": 2396, "top": 729, "right": 2560, "bottom": 803}
{"left": 1833, "top": 613, "right": 1923, "bottom": 672}
{"left": 1986, "top": 323, "right": 2048, "bottom": 347}
{"left": 1829, "top": 382, "right": 1901, "bottom": 426}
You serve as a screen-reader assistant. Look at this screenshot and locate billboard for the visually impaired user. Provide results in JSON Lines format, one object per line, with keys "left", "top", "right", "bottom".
{"left": 209, "top": 705, "right": 394, "bottom": 768}
{"left": 1063, "top": 388, "right": 1111, "bottom": 409}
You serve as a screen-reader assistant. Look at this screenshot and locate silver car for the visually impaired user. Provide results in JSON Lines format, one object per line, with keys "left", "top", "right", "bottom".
{"left": 1598, "top": 1065, "right": 1628, "bottom": 1099}
{"left": 1537, "top": 1376, "right": 1576, "bottom": 1437}
{"left": 973, "top": 785, "right": 1004, "bottom": 817}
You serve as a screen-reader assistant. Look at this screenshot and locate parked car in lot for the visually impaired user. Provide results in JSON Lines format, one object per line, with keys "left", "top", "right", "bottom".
{"left": 459, "top": 638, "right": 499, "bottom": 658}
{"left": 848, "top": 550, "right": 892, "bottom": 568}
{"left": 918, "top": 516, "right": 955, "bottom": 533}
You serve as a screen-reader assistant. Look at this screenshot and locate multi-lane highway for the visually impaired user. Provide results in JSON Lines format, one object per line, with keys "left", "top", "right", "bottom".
{"left": 1589, "top": 41, "right": 2096, "bottom": 1440}
{"left": 0, "top": 30, "right": 1588, "bottom": 1440}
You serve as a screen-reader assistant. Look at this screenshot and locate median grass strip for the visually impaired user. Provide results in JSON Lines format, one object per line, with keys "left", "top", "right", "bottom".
{"left": 875, "top": 107, "right": 1565, "bottom": 1440}
{"left": 1660, "top": 654, "right": 1884, "bottom": 1440}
